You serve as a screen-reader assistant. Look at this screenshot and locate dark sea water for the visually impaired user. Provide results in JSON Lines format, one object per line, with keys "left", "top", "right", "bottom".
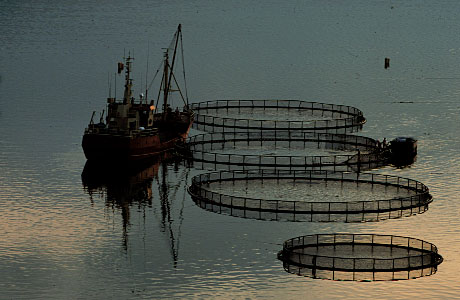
{"left": 1, "top": 0, "right": 459, "bottom": 299}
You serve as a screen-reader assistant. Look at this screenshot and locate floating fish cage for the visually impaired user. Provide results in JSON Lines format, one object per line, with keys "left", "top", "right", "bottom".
{"left": 191, "top": 100, "right": 366, "bottom": 134}
{"left": 188, "top": 170, "right": 432, "bottom": 222}
{"left": 277, "top": 233, "right": 443, "bottom": 281}
{"left": 178, "top": 131, "right": 388, "bottom": 172}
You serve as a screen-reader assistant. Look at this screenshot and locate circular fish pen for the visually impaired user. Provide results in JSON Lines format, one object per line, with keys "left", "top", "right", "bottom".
{"left": 191, "top": 99, "right": 366, "bottom": 133}
{"left": 188, "top": 170, "right": 432, "bottom": 222}
{"left": 179, "top": 131, "right": 387, "bottom": 172}
{"left": 277, "top": 234, "right": 443, "bottom": 281}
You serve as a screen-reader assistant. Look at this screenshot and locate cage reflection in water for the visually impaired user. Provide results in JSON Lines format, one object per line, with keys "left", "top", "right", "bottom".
{"left": 277, "top": 234, "right": 443, "bottom": 281}
{"left": 191, "top": 99, "right": 366, "bottom": 134}
{"left": 179, "top": 131, "right": 389, "bottom": 172}
{"left": 188, "top": 170, "right": 432, "bottom": 222}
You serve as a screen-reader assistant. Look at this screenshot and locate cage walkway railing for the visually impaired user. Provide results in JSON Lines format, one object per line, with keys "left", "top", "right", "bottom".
{"left": 278, "top": 233, "right": 443, "bottom": 281}
{"left": 188, "top": 170, "right": 432, "bottom": 218}
{"left": 179, "top": 131, "right": 388, "bottom": 171}
{"left": 191, "top": 100, "right": 366, "bottom": 134}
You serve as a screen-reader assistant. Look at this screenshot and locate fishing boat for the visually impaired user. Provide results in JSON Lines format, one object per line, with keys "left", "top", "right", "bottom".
{"left": 82, "top": 24, "right": 194, "bottom": 161}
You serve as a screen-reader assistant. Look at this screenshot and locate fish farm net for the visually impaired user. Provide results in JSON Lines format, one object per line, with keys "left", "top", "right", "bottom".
{"left": 188, "top": 170, "right": 432, "bottom": 222}
{"left": 179, "top": 131, "right": 388, "bottom": 172}
{"left": 191, "top": 99, "right": 366, "bottom": 133}
{"left": 277, "top": 233, "right": 443, "bottom": 281}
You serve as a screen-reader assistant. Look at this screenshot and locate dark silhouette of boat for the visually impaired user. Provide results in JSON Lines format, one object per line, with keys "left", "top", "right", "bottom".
{"left": 82, "top": 24, "right": 194, "bottom": 161}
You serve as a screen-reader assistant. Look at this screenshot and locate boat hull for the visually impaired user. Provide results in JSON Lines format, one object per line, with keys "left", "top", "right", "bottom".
{"left": 82, "top": 121, "right": 192, "bottom": 161}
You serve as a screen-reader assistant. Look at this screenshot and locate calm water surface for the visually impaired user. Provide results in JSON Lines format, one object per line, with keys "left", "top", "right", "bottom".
{"left": 1, "top": 0, "right": 460, "bottom": 299}
{"left": 207, "top": 179, "right": 415, "bottom": 202}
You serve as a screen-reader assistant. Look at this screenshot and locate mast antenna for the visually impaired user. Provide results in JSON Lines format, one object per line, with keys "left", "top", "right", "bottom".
{"left": 140, "top": 72, "right": 143, "bottom": 103}
{"left": 145, "top": 42, "right": 150, "bottom": 102}
{"left": 108, "top": 72, "right": 111, "bottom": 98}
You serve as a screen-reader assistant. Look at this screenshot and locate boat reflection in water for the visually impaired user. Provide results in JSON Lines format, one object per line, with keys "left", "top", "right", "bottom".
{"left": 81, "top": 152, "right": 190, "bottom": 266}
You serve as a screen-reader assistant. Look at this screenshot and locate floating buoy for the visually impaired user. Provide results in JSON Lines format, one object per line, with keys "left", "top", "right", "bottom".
{"left": 384, "top": 57, "right": 390, "bottom": 69}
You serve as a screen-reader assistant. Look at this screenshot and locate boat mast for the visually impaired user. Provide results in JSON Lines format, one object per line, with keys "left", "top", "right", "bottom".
{"left": 163, "top": 51, "right": 169, "bottom": 118}
{"left": 123, "top": 56, "right": 133, "bottom": 105}
{"left": 163, "top": 24, "right": 182, "bottom": 118}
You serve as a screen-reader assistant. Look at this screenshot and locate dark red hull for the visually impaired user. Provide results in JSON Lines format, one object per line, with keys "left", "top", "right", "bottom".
{"left": 82, "top": 121, "right": 192, "bottom": 161}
